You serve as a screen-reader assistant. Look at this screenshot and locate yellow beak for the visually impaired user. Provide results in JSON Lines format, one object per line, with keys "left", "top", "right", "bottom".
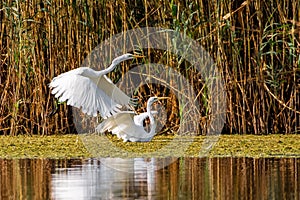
{"left": 133, "top": 54, "right": 145, "bottom": 58}
{"left": 157, "top": 97, "right": 169, "bottom": 100}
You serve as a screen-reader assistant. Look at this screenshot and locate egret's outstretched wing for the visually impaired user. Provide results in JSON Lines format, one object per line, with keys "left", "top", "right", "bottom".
{"left": 50, "top": 74, "right": 122, "bottom": 118}
{"left": 96, "top": 112, "right": 154, "bottom": 142}
{"left": 133, "top": 111, "right": 158, "bottom": 126}
{"left": 96, "top": 111, "right": 134, "bottom": 133}
{"left": 96, "top": 75, "right": 134, "bottom": 108}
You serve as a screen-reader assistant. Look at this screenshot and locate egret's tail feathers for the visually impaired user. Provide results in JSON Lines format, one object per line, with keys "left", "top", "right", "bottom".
{"left": 95, "top": 122, "right": 105, "bottom": 133}
{"left": 108, "top": 106, "right": 123, "bottom": 117}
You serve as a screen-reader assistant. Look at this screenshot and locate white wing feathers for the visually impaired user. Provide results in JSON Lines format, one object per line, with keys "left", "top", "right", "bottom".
{"left": 98, "top": 75, "right": 131, "bottom": 107}
{"left": 133, "top": 111, "right": 158, "bottom": 126}
{"left": 96, "top": 111, "right": 156, "bottom": 142}
{"left": 49, "top": 68, "right": 131, "bottom": 118}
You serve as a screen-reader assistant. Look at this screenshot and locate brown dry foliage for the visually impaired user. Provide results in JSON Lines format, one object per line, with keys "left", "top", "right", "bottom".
{"left": 0, "top": 0, "right": 299, "bottom": 135}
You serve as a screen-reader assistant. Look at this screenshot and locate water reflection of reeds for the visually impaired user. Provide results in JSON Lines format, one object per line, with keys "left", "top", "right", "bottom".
{"left": 0, "top": 158, "right": 299, "bottom": 199}
{"left": 182, "top": 157, "right": 300, "bottom": 199}
{"left": 0, "top": 159, "right": 53, "bottom": 199}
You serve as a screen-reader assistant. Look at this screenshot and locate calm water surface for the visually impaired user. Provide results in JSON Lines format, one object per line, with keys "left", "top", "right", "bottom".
{"left": 0, "top": 157, "right": 299, "bottom": 199}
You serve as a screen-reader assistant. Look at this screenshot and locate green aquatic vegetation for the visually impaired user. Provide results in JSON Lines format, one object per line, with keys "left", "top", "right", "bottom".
{"left": 209, "top": 135, "right": 300, "bottom": 157}
{"left": 0, "top": 135, "right": 91, "bottom": 159}
{"left": 0, "top": 134, "right": 299, "bottom": 159}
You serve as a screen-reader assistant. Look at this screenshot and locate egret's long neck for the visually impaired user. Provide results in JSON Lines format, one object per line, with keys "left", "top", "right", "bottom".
{"left": 147, "top": 103, "right": 157, "bottom": 136}
{"left": 98, "top": 55, "right": 132, "bottom": 75}
{"left": 98, "top": 62, "right": 118, "bottom": 75}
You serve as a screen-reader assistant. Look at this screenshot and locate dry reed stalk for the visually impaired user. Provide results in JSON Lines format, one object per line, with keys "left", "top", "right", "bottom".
{"left": 0, "top": 0, "right": 299, "bottom": 135}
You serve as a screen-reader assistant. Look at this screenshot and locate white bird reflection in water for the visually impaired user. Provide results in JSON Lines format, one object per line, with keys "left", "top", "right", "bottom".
{"left": 51, "top": 158, "right": 176, "bottom": 199}
{"left": 1, "top": 158, "right": 298, "bottom": 199}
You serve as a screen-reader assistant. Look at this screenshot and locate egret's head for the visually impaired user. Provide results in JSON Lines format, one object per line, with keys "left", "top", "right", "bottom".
{"left": 147, "top": 96, "right": 169, "bottom": 106}
{"left": 148, "top": 97, "right": 158, "bottom": 105}
{"left": 111, "top": 53, "right": 144, "bottom": 66}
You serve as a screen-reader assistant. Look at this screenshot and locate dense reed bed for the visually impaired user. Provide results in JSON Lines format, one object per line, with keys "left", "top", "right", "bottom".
{"left": 0, "top": 0, "right": 299, "bottom": 135}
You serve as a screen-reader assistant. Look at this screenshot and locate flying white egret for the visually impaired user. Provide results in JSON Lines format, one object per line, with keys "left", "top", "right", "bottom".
{"left": 49, "top": 53, "right": 143, "bottom": 118}
{"left": 96, "top": 97, "right": 169, "bottom": 142}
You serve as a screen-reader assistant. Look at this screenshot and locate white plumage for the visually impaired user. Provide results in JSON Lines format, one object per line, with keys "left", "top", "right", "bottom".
{"left": 96, "top": 97, "right": 168, "bottom": 142}
{"left": 49, "top": 53, "right": 142, "bottom": 118}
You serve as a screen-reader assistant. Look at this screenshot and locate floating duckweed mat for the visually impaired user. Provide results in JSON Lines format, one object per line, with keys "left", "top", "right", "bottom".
{"left": 0, "top": 134, "right": 299, "bottom": 159}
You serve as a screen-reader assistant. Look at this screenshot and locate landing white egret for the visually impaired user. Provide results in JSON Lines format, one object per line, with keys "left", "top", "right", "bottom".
{"left": 49, "top": 53, "right": 143, "bottom": 118}
{"left": 96, "top": 96, "right": 169, "bottom": 142}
